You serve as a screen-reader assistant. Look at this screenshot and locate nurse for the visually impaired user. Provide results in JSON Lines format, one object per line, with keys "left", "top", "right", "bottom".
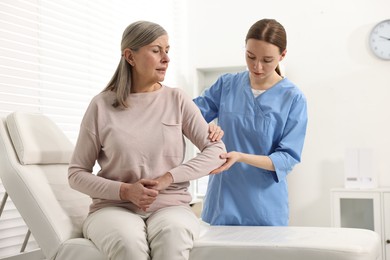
{"left": 194, "top": 18, "right": 308, "bottom": 226}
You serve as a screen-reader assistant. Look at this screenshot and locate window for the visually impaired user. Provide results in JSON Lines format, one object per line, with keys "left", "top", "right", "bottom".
{"left": 0, "top": 0, "right": 184, "bottom": 258}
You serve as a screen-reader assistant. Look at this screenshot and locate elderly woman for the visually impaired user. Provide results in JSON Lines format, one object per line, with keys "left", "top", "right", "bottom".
{"left": 68, "top": 20, "right": 226, "bottom": 260}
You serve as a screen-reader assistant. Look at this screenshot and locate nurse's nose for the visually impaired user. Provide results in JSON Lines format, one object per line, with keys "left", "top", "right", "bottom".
{"left": 254, "top": 60, "right": 262, "bottom": 70}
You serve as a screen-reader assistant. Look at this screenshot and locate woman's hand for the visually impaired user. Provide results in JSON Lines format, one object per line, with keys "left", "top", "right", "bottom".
{"left": 208, "top": 123, "right": 224, "bottom": 142}
{"left": 210, "top": 151, "right": 241, "bottom": 174}
{"left": 150, "top": 172, "right": 174, "bottom": 191}
{"left": 120, "top": 179, "right": 159, "bottom": 211}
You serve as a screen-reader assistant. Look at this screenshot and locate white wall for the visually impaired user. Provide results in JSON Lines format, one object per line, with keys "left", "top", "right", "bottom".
{"left": 184, "top": 0, "right": 390, "bottom": 227}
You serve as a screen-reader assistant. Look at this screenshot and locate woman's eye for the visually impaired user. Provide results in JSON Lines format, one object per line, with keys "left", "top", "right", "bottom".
{"left": 247, "top": 55, "right": 255, "bottom": 60}
{"left": 264, "top": 59, "right": 273, "bottom": 63}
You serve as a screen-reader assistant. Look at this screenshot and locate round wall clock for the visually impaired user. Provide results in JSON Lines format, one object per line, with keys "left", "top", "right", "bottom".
{"left": 369, "top": 19, "right": 390, "bottom": 60}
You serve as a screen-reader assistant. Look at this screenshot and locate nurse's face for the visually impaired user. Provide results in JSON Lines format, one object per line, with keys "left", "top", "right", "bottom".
{"left": 245, "top": 39, "right": 285, "bottom": 80}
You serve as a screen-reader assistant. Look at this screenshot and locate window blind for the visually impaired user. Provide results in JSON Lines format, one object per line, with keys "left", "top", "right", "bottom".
{"left": 0, "top": 0, "right": 182, "bottom": 258}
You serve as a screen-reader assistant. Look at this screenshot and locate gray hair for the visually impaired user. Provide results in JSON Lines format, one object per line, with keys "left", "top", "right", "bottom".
{"left": 104, "top": 21, "right": 167, "bottom": 108}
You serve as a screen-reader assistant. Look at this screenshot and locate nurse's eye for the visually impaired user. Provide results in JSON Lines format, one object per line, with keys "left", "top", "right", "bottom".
{"left": 263, "top": 58, "right": 274, "bottom": 63}
{"left": 247, "top": 55, "right": 256, "bottom": 60}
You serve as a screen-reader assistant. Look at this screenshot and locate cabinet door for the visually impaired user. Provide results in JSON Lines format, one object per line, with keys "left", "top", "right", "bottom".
{"left": 332, "top": 190, "right": 383, "bottom": 260}
{"left": 383, "top": 193, "right": 390, "bottom": 260}
{"left": 331, "top": 191, "right": 382, "bottom": 234}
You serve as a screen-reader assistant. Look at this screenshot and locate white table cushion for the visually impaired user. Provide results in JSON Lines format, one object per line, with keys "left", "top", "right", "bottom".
{"left": 190, "top": 223, "right": 380, "bottom": 260}
{"left": 52, "top": 223, "right": 380, "bottom": 260}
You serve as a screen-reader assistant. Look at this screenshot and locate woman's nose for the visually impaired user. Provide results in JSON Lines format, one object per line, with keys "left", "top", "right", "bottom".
{"left": 162, "top": 52, "right": 170, "bottom": 63}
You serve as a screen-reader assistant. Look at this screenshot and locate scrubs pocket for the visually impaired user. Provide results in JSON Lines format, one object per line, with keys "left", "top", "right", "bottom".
{"left": 162, "top": 122, "right": 184, "bottom": 157}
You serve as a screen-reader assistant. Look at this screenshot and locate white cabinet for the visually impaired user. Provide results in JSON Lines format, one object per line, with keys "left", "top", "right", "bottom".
{"left": 384, "top": 193, "right": 390, "bottom": 259}
{"left": 331, "top": 188, "right": 390, "bottom": 260}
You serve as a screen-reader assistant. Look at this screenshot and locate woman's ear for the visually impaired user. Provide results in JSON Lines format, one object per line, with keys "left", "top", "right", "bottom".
{"left": 279, "top": 49, "right": 287, "bottom": 62}
{"left": 123, "top": 48, "right": 135, "bottom": 66}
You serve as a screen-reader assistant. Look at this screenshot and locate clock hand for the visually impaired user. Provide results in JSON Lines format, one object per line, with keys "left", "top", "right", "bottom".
{"left": 379, "top": 35, "right": 390, "bottom": 40}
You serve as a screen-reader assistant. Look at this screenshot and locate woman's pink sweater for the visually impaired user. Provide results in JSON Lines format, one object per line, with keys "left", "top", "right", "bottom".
{"left": 68, "top": 86, "right": 226, "bottom": 214}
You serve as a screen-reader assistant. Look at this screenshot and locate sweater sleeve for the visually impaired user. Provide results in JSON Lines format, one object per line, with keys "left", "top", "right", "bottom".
{"left": 68, "top": 100, "right": 122, "bottom": 201}
{"left": 169, "top": 90, "right": 227, "bottom": 183}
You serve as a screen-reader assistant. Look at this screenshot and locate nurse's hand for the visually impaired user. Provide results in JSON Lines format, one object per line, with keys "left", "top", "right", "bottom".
{"left": 210, "top": 151, "right": 240, "bottom": 174}
{"left": 208, "top": 123, "right": 224, "bottom": 142}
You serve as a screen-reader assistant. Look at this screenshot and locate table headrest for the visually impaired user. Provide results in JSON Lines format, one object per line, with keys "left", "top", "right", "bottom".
{"left": 6, "top": 112, "right": 74, "bottom": 165}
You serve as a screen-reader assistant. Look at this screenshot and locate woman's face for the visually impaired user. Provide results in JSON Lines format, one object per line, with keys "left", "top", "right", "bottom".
{"left": 130, "top": 34, "right": 170, "bottom": 86}
{"left": 245, "top": 39, "right": 285, "bottom": 80}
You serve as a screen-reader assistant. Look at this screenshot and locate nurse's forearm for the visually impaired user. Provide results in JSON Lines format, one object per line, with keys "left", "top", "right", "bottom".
{"left": 238, "top": 153, "right": 275, "bottom": 171}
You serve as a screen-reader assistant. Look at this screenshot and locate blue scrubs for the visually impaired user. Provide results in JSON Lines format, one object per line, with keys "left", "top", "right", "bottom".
{"left": 193, "top": 71, "right": 307, "bottom": 226}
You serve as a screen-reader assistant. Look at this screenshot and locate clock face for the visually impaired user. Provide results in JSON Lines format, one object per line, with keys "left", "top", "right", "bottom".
{"left": 369, "top": 19, "right": 390, "bottom": 60}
